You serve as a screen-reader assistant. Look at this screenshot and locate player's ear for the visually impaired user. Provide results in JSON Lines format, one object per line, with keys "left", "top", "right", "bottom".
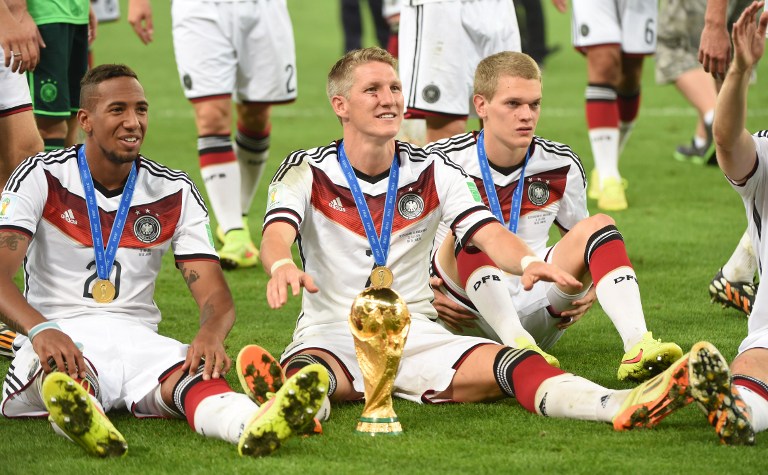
{"left": 473, "top": 94, "right": 487, "bottom": 119}
{"left": 331, "top": 95, "right": 349, "bottom": 120}
{"left": 77, "top": 109, "right": 93, "bottom": 135}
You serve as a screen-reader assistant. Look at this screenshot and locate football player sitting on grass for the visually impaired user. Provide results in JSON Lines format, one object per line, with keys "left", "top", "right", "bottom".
{"left": 0, "top": 64, "right": 328, "bottom": 458}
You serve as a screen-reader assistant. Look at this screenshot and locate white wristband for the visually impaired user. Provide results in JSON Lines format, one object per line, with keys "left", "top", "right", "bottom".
{"left": 270, "top": 258, "right": 296, "bottom": 275}
{"left": 520, "top": 255, "right": 544, "bottom": 272}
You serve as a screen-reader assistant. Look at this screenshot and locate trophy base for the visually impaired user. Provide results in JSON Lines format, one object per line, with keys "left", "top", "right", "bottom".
{"left": 356, "top": 416, "right": 403, "bottom": 436}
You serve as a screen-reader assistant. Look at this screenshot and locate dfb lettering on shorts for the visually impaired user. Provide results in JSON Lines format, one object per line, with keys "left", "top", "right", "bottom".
{"left": 473, "top": 274, "right": 501, "bottom": 291}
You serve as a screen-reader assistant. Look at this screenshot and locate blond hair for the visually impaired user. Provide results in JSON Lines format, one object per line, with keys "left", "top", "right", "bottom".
{"left": 474, "top": 51, "right": 541, "bottom": 100}
{"left": 326, "top": 47, "right": 398, "bottom": 100}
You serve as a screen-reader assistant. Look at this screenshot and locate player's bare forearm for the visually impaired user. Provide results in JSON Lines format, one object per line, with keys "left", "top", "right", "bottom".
{"left": 178, "top": 261, "right": 235, "bottom": 336}
{"left": 469, "top": 222, "right": 534, "bottom": 275}
{"left": 260, "top": 221, "right": 298, "bottom": 276}
{"left": 0, "top": 231, "right": 46, "bottom": 333}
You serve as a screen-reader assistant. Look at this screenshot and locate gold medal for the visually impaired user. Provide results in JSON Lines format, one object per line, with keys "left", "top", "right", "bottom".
{"left": 92, "top": 279, "right": 116, "bottom": 303}
{"left": 369, "top": 266, "right": 393, "bottom": 288}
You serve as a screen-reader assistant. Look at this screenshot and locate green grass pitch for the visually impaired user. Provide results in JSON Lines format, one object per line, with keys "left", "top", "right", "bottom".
{"left": 2, "top": 1, "right": 767, "bottom": 473}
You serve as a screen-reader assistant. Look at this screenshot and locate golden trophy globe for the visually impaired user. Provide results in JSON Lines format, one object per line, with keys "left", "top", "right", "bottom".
{"left": 349, "top": 286, "right": 411, "bottom": 435}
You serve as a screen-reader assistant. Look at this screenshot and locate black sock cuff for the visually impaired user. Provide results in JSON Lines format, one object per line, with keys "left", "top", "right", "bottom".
{"left": 584, "top": 224, "right": 623, "bottom": 266}
{"left": 493, "top": 347, "right": 537, "bottom": 399}
{"left": 284, "top": 353, "right": 337, "bottom": 396}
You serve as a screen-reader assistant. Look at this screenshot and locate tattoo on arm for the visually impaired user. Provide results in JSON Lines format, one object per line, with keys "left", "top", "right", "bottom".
{"left": 0, "top": 232, "right": 29, "bottom": 252}
{"left": 0, "top": 313, "right": 23, "bottom": 333}
{"left": 200, "top": 302, "right": 214, "bottom": 325}
{"left": 178, "top": 263, "right": 200, "bottom": 289}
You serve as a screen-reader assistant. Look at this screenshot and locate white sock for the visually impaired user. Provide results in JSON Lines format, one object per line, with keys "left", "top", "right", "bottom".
{"left": 546, "top": 284, "right": 591, "bottom": 314}
{"left": 723, "top": 231, "right": 758, "bottom": 282}
{"left": 465, "top": 266, "right": 535, "bottom": 346}
{"left": 234, "top": 130, "right": 270, "bottom": 214}
{"left": 618, "top": 120, "right": 634, "bottom": 156}
{"left": 589, "top": 127, "right": 621, "bottom": 180}
{"left": 200, "top": 161, "right": 243, "bottom": 233}
{"left": 596, "top": 267, "right": 648, "bottom": 351}
{"left": 703, "top": 109, "right": 715, "bottom": 127}
{"left": 694, "top": 135, "right": 708, "bottom": 148}
{"left": 737, "top": 385, "right": 768, "bottom": 432}
{"left": 534, "top": 373, "right": 629, "bottom": 422}
{"left": 193, "top": 392, "right": 260, "bottom": 443}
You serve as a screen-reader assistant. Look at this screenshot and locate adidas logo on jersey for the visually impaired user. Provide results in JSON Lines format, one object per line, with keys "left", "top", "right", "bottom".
{"left": 61, "top": 209, "right": 77, "bottom": 225}
{"left": 329, "top": 197, "right": 346, "bottom": 212}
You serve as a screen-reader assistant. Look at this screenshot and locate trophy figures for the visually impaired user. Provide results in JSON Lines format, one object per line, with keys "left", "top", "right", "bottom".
{"left": 349, "top": 286, "right": 411, "bottom": 435}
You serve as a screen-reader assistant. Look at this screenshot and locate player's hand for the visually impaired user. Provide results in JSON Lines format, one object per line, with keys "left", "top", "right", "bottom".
{"left": 183, "top": 328, "right": 231, "bottom": 380}
{"left": 555, "top": 285, "right": 595, "bottom": 329}
{"left": 551, "top": 0, "right": 568, "bottom": 13}
{"left": 1, "top": 11, "right": 42, "bottom": 73}
{"left": 699, "top": 21, "right": 732, "bottom": 79}
{"left": 266, "top": 265, "right": 319, "bottom": 309}
{"left": 31, "top": 329, "right": 86, "bottom": 379}
{"left": 88, "top": 6, "right": 98, "bottom": 45}
{"left": 732, "top": 1, "right": 768, "bottom": 74}
{"left": 520, "top": 261, "right": 582, "bottom": 292}
{"left": 128, "top": 0, "right": 154, "bottom": 45}
{"left": 430, "top": 277, "right": 477, "bottom": 331}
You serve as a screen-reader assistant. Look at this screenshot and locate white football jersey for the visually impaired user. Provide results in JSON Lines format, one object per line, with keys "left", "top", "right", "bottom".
{"left": 429, "top": 132, "right": 587, "bottom": 293}
{"left": 730, "top": 132, "right": 768, "bottom": 351}
{"left": 264, "top": 140, "right": 497, "bottom": 335}
{"left": 0, "top": 146, "right": 217, "bottom": 329}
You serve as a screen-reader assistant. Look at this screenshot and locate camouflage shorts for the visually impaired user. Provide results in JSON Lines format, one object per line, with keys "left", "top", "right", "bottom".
{"left": 655, "top": 0, "right": 753, "bottom": 84}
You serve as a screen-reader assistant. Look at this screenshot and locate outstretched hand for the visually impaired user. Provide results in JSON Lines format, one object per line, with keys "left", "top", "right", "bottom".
{"left": 128, "top": 0, "right": 154, "bottom": 44}
{"left": 731, "top": 1, "right": 768, "bottom": 74}
{"left": 266, "top": 265, "right": 319, "bottom": 309}
{"left": 520, "top": 260, "right": 582, "bottom": 291}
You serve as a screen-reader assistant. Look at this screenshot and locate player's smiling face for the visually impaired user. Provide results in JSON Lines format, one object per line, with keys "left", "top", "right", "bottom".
{"left": 475, "top": 75, "right": 541, "bottom": 151}
{"left": 334, "top": 61, "right": 403, "bottom": 140}
{"left": 82, "top": 76, "right": 148, "bottom": 165}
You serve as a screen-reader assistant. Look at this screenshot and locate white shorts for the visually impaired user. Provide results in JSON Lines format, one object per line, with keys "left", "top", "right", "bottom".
{"left": 571, "top": 0, "right": 657, "bottom": 54}
{"left": 431, "top": 246, "right": 565, "bottom": 351}
{"left": 280, "top": 319, "right": 497, "bottom": 403}
{"left": 0, "top": 50, "right": 33, "bottom": 117}
{"left": 1, "top": 317, "right": 187, "bottom": 418}
{"left": 171, "top": 0, "right": 297, "bottom": 103}
{"left": 398, "top": 0, "right": 521, "bottom": 117}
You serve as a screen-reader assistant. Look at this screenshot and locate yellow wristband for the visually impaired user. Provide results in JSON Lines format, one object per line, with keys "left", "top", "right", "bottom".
{"left": 520, "top": 255, "right": 544, "bottom": 272}
{"left": 270, "top": 258, "right": 296, "bottom": 275}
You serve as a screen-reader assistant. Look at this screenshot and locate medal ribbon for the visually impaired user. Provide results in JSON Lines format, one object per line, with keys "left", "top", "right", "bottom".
{"left": 337, "top": 141, "right": 399, "bottom": 267}
{"left": 77, "top": 146, "right": 138, "bottom": 281}
{"left": 476, "top": 130, "right": 530, "bottom": 233}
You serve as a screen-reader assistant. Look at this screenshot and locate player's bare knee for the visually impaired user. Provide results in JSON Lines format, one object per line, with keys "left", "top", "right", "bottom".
{"left": 193, "top": 101, "right": 231, "bottom": 135}
{"left": 586, "top": 47, "right": 621, "bottom": 85}
{"left": 236, "top": 103, "right": 271, "bottom": 132}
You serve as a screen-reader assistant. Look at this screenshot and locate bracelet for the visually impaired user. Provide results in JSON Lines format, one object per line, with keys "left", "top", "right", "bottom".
{"left": 520, "top": 255, "right": 544, "bottom": 272}
{"left": 27, "top": 321, "right": 62, "bottom": 342}
{"left": 270, "top": 258, "right": 296, "bottom": 275}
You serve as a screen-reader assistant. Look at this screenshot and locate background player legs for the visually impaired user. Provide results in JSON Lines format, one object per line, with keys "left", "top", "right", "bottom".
{"left": 426, "top": 116, "right": 467, "bottom": 144}
{"left": 193, "top": 98, "right": 258, "bottom": 270}
{"left": 673, "top": 68, "right": 717, "bottom": 163}
{"left": 234, "top": 102, "right": 271, "bottom": 228}
{"left": 35, "top": 115, "right": 69, "bottom": 151}
{"left": 0, "top": 110, "right": 42, "bottom": 187}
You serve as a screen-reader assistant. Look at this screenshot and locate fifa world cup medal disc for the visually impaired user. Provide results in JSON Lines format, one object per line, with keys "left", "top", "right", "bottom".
{"left": 370, "top": 266, "right": 393, "bottom": 288}
{"left": 93, "top": 279, "right": 116, "bottom": 303}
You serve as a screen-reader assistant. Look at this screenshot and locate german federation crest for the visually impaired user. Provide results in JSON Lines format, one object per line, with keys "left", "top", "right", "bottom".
{"left": 398, "top": 193, "right": 424, "bottom": 220}
{"left": 134, "top": 214, "right": 161, "bottom": 243}
{"left": 527, "top": 180, "right": 550, "bottom": 207}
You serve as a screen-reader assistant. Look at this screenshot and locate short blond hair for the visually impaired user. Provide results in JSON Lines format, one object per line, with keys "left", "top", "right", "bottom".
{"left": 474, "top": 51, "right": 541, "bottom": 100}
{"left": 326, "top": 47, "right": 398, "bottom": 100}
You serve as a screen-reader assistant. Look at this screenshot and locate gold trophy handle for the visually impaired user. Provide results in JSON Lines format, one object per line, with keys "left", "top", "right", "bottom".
{"left": 349, "top": 286, "right": 411, "bottom": 435}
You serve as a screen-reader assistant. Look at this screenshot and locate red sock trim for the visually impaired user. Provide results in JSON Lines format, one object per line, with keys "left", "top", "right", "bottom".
{"left": 236, "top": 121, "right": 271, "bottom": 139}
{"left": 199, "top": 149, "right": 236, "bottom": 167}
{"left": 586, "top": 100, "right": 619, "bottom": 129}
{"left": 588, "top": 240, "right": 632, "bottom": 285}
{"left": 511, "top": 356, "right": 566, "bottom": 413}
{"left": 183, "top": 378, "right": 233, "bottom": 430}
{"left": 456, "top": 246, "right": 496, "bottom": 286}
{"left": 617, "top": 92, "right": 640, "bottom": 123}
{"left": 734, "top": 375, "right": 768, "bottom": 401}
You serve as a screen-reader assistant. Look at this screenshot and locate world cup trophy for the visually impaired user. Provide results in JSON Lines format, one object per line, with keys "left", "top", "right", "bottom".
{"left": 349, "top": 286, "right": 411, "bottom": 435}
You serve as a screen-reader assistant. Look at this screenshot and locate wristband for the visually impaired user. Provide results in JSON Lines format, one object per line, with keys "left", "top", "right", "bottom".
{"left": 27, "top": 321, "right": 62, "bottom": 342}
{"left": 520, "top": 255, "right": 544, "bottom": 272}
{"left": 270, "top": 258, "right": 296, "bottom": 275}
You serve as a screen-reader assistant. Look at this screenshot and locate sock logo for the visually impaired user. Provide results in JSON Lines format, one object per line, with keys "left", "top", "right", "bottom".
{"left": 538, "top": 392, "right": 549, "bottom": 416}
{"left": 473, "top": 274, "right": 501, "bottom": 291}
{"left": 613, "top": 275, "right": 638, "bottom": 285}
{"left": 600, "top": 394, "right": 611, "bottom": 408}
